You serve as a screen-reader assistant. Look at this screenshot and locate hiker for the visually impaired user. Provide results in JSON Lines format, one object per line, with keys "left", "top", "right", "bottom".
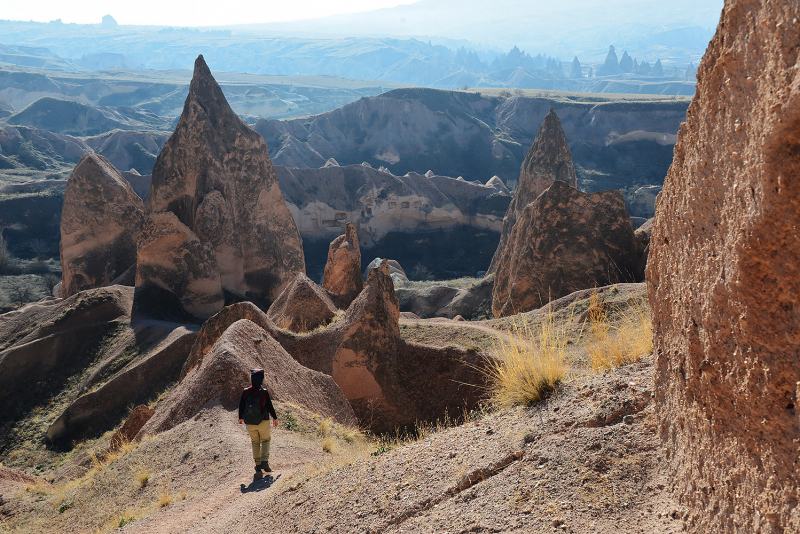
{"left": 238, "top": 368, "right": 278, "bottom": 473}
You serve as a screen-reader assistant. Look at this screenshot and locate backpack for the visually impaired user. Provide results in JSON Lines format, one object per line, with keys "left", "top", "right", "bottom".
{"left": 242, "top": 389, "right": 265, "bottom": 425}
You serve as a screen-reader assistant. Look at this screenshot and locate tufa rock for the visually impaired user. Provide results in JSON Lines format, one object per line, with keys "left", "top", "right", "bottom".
{"left": 492, "top": 181, "right": 636, "bottom": 317}
{"left": 597, "top": 45, "right": 622, "bottom": 76}
{"left": 321, "top": 222, "right": 363, "bottom": 305}
{"left": 647, "top": 0, "right": 800, "bottom": 530}
{"left": 485, "top": 175, "right": 510, "bottom": 194}
{"left": 569, "top": 56, "right": 582, "bottom": 79}
{"left": 136, "top": 211, "right": 224, "bottom": 318}
{"left": 489, "top": 108, "right": 577, "bottom": 273}
{"left": 142, "top": 55, "right": 304, "bottom": 313}
{"left": 633, "top": 218, "right": 652, "bottom": 281}
{"left": 140, "top": 319, "right": 357, "bottom": 437}
{"left": 60, "top": 153, "right": 143, "bottom": 298}
{"left": 364, "top": 257, "right": 408, "bottom": 283}
{"left": 267, "top": 273, "right": 337, "bottom": 333}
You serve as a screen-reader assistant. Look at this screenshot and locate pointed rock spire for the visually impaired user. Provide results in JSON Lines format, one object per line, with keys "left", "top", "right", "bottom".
{"left": 598, "top": 45, "right": 622, "bottom": 76}
{"left": 139, "top": 55, "right": 305, "bottom": 314}
{"left": 488, "top": 108, "right": 577, "bottom": 273}
{"left": 569, "top": 56, "right": 582, "bottom": 78}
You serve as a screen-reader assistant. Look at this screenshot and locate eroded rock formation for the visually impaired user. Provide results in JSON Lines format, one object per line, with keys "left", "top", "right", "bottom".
{"left": 321, "top": 223, "right": 363, "bottom": 305}
{"left": 267, "top": 273, "right": 337, "bottom": 333}
{"left": 140, "top": 318, "right": 357, "bottom": 437}
{"left": 647, "top": 1, "right": 800, "bottom": 530}
{"left": 492, "top": 181, "right": 636, "bottom": 317}
{"left": 489, "top": 108, "right": 577, "bottom": 273}
{"left": 60, "top": 153, "right": 143, "bottom": 298}
{"left": 139, "top": 55, "right": 304, "bottom": 315}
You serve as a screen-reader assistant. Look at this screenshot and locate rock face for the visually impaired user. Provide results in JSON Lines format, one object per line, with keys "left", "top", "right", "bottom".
{"left": 493, "top": 181, "right": 636, "bottom": 317}
{"left": 488, "top": 109, "right": 577, "bottom": 273}
{"left": 136, "top": 212, "right": 224, "bottom": 318}
{"left": 108, "top": 405, "right": 154, "bottom": 450}
{"left": 647, "top": 1, "right": 800, "bottom": 531}
{"left": 140, "top": 55, "right": 304, "bottom": 314}
{"left": 140, "top": 318, "right": 357, "bottom": 437}
{"left": 321, "top": 223, "right": 363, "bottom": 305}
{"left": 267, "top": 273, "right": 337, "bottom": 333}
{"left": 364, "top": 258, "right": 408, "bottom": 283}
{"left": 60, "top": 153, "right": 143, "bottom": 298}
{"left": 630, "top": 185, "right": 661, "bottom": 217}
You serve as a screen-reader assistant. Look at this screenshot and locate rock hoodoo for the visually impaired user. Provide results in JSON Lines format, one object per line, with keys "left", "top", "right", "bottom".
{"left": 647, "top": 0, "right": 800, "bottom": 531}
{"left": 138, "top": 55, "right": 304, "bottom": 315}
{"left": 492, "top": 181, "right": 636, "bottom": 317}
{"left": 267, "top": 273, "right": 337, "bottom": 333}
{"left": 60, "top": 153, "right": 143, "bottom": 298}
{"left": 321, "top": 222, "right": 363, "bottom": 306}
{"left": 488, "top": 108, "right": 577, "bottom": 273}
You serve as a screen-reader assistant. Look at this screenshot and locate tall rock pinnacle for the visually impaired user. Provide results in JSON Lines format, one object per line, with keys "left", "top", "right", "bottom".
{"left": 138, "top": 55, "right": 305, "bottom": 315}
{"left": 488, "top": 108, "right": 577, "bottom": 273}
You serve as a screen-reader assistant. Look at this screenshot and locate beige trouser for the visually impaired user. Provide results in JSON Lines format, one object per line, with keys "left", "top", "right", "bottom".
{"left": 246, "top": 419, "right": 271, "bottom": 463}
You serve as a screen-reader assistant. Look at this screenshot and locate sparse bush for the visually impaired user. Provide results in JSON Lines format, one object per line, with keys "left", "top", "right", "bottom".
{"left": 158, "top": 480, "right": 173, "bottom": 508}
{"left": 9, "top": 286, "right": 34, "bottom": 307}
{"left": 43, "top": 273, "right": 60, "bottom": 296}
{"left": 57, "top": 501, "right": 73, "bottom": 513}
{"left": 485, "top": 312, "right": 570, "bottom": 408}
{"left": 23, "top": 260, "right": 51, "bottom": 274}
{"left": 133, "top": 466, "right": 150, "bottom": 488}
{"left": 0, "top": 232, "right": 15, "bottom": 275}
{"left": 411, "top": 263, "right": 434, "bottom": 281}
{"left": 28, "top": 238, "right": 54, "bottom": 259}
{"left": 586, "top": 294, "right": 653, "bottom": 372}
{"left": 499, "top": 89, "right": 512, "bottom": 98}
{"left": 283, "top": 411, "right": 299, "bottom": 430}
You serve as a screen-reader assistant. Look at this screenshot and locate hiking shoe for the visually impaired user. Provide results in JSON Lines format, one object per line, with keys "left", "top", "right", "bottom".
{"left": 261, "top": 461, "right": 271, "bottom": 472}
{"left": 254, "top": 463, "right": 263, "bottom": 473}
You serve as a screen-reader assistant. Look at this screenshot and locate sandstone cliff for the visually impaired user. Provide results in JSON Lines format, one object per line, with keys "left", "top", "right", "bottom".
{"left": 489, "top": 108, "right": 577, "bottom": 273}
{"left": 60, "top": 153, "right": 143, "bottom": 298}
{"left": 647, "top": 1, "right": 800, "bottom": 530}
{"left": 139, "top": 55, "right": 304, "bottom": 315}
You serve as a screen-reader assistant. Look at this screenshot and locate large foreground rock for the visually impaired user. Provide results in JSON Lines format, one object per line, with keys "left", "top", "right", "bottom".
{"left": 489, "top": 108, "right": 577, "bottom": 273}
{"left": 647, "top": 1, "right": 800, "bottom": 531}
{"left": 493, "top": 181, "right": 636, "bottom": 317}
{"left": 60, "top": 153, "right": 143, "bottom": 298}
{"left": 140, "top": 55, "right": 304, "bottom": 314}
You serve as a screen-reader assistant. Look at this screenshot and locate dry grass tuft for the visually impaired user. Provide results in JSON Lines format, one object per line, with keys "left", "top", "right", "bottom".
{"left": 486, "top": 311, "right": 570, "bottom": 409}
{"left": 586, "top": 294, "right": 653, "bottom": 372}
{"left": 157, "top": 482, "right": 173, "bottom": 508}
{"left": 322, "top": 437, "right": 335, "bottom": 453}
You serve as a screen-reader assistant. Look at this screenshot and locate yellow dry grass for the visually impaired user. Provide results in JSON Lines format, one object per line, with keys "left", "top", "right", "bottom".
{"left": 486, "top": 311, "right": 570, "bottom": 409}
{"left": 586, "top": 294, "right": 653, "bottom": 372}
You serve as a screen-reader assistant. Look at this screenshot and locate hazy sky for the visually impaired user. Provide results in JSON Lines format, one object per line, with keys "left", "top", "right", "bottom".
{"left": 0, "top": 0, "right": 421, "bottom": 26}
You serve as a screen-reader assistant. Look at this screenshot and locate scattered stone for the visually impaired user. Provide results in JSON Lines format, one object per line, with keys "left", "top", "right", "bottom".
{"left": 60, "top": 153, "right": 143, "bottom": 298}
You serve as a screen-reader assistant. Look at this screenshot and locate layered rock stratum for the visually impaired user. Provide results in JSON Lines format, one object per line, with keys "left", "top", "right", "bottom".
{"left": 492, "top": 181, "right": 636, "bottom": 317}
{"left": 647, "top": 0, "right": 800, "bottom": 531}
{"left": 60, "top": 153, "right": 143, "bottom": 298}
{"left": 489, "top": 108, "right": 577, "bottom": 273}
{"left": 139, "top": 55, "right": 304, "bottom": 315}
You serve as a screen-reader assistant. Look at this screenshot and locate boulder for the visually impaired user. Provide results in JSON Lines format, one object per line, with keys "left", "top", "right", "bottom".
{"left": 142, "top": 55, "right": 304, "bottom": 312}
{"left": 488, "top": 108, "right": 577, "bottom": 273}
{"left": 321, "top": 222, "right": 363, "bottom": 305}
{"left": 267, "top": 273, "right": 337, "bottom": 333}
{"left": 492, "top": 181, "right": 636, "bottom": 317}
{"left": 647, "top": 1, "right": 800, "bottom": 530}
{"left": 139, "top": 319, "right": 357, "bottom": 437}
{"left": 60, "top": 153, "right": 144, "bottom": 298}
{"left": 136, "top": 211, "right": 224, "bottom": 318}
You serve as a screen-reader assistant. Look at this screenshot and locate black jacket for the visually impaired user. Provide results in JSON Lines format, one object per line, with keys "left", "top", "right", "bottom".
{"left": 238, "top": 386, "right": 278, "bottom": 422}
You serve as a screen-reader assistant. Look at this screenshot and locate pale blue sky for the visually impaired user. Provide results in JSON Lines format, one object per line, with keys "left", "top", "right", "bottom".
{"left": 0, "top": 0, "right": 420, "bottom": 26}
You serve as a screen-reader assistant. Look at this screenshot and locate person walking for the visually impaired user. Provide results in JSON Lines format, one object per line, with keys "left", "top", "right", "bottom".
{"left": 238, "top": 368, "right": 278, "bottom": 473}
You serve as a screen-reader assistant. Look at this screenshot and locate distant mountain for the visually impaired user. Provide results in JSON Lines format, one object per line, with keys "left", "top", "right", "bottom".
{"left": 236, "top": 0, "right": 723, "bottom": 64}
